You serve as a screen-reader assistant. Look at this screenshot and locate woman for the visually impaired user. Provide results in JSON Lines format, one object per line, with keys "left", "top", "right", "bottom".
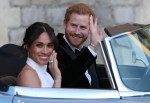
{"left": 17, "top": 22, "right": 61, "bottom": 88}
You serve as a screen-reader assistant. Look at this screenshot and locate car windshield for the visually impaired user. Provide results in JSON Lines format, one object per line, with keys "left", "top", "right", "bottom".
{"left": 110, "top": 26, "right": 150, "bottom": 92}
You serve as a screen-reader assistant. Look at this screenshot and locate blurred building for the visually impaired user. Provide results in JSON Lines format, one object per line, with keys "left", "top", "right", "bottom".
{"left": 0, "top": 0, "right": 149, "bottom": 46}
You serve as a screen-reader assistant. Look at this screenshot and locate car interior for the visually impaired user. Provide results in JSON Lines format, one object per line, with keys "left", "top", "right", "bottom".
{"left": 0, "top": 23, "right": 147, "bottom": 91}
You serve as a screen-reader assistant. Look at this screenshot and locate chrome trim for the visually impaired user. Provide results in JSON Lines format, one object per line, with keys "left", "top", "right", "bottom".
{"left": 98, "top": 40, "right": 116, "bottom": 89}
{"left": 104, "top": 36, "right": 131, "bottom": 91}
{"left": 13, "top": 86, "right": 120, "bottom": 99}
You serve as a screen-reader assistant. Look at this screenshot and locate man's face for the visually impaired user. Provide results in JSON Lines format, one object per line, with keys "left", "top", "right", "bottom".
{"left": 28, "top": 32, "right": 54, "bottom": 65}
{"left": 64, "top": 13, "right": 90, "bottom": 48}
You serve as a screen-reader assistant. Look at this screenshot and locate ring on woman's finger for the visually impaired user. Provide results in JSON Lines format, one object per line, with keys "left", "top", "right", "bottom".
{"left": 49, "top": 60, "right": 53, "bottom": 64}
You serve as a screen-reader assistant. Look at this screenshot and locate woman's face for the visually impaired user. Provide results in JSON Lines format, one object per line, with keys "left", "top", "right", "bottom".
{"left": 28, "top": 32, "right": 54, "bottom": 65}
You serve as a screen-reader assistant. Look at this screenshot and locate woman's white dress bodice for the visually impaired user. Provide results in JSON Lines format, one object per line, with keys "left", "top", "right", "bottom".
{"left": 26, "top": 57, "right": 54, "bottom": 87}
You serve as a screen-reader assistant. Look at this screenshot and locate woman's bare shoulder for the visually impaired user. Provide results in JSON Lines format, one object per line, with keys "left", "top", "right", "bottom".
{"left": 17, "top": 64, "right": 40, "bottom": 87}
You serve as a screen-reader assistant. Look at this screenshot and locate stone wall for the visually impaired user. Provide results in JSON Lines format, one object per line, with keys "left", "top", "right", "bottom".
{"left": 1, "top": 0, "right": 150, "bottom": 46}
{"left": 0, "top": 0, "right": 149, "bottom": 48}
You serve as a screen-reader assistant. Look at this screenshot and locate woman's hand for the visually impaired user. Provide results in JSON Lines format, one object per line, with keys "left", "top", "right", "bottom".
{"left": 48, "top": 50, "right": 61, "bottom": 88}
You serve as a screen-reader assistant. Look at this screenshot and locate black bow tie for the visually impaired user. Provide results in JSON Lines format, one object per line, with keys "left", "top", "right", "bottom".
{"left": 75, "top": 49, "right": 81, "bottom": 56}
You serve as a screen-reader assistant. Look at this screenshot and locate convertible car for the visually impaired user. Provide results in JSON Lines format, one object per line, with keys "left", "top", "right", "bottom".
{"left": 1, "top": 23, "right": 150, "bottom": 103}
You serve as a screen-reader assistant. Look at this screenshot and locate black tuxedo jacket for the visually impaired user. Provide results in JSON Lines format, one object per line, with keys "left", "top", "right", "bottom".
{"left": 57, "top": 33, "right": 99, "bottom": 88}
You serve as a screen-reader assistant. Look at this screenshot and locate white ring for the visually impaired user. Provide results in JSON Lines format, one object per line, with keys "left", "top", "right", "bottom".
{"left": 49, "top": 60, "right": 53, "bottom": 64}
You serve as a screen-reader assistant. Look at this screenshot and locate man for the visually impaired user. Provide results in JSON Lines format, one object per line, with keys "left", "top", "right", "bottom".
{"left": 57, "top": 3, "right": 103, "bottom": 88}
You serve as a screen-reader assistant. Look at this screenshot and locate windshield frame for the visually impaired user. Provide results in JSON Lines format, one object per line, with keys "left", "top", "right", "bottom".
{"left": 105, "top": 25, "right": 150, "bottom": 92}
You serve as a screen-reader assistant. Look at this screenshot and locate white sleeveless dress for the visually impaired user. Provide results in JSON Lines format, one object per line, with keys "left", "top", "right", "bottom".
{"left": 26, "top": 57, "right": 54, "bottom": 87}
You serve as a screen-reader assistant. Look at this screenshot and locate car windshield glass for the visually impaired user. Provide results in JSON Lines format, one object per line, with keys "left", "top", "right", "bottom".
{"left": 110, "top": 26, "right": 150, "bottom": 92}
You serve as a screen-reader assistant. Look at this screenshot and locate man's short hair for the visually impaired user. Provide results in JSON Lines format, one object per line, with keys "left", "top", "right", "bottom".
{"left": 65, "top": 3, "right": 95, "bottom": 22}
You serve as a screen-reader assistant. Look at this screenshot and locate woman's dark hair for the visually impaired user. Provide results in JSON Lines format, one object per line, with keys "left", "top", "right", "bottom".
{"left": 22, "top": 22, "right": 58, "bottom": 50}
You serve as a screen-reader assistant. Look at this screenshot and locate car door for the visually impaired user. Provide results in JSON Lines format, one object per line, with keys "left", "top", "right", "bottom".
{"left": 12, "top": 86, "right": 121, "bottom": 103}
{"left": 0, "top": 82, "right": 14, "bottom": 103}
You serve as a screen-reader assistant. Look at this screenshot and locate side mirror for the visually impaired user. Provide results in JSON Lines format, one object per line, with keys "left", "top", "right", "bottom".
{"left": 132, "top": 51, "right": 148, "bottom": 67}
{"left": 132, "top": 51, "right": 136, "bottom": 63}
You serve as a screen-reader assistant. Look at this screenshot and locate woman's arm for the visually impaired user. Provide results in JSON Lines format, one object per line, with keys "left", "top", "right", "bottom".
{"left": 17, "top": 65, "right": 41, "bottom": 88}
